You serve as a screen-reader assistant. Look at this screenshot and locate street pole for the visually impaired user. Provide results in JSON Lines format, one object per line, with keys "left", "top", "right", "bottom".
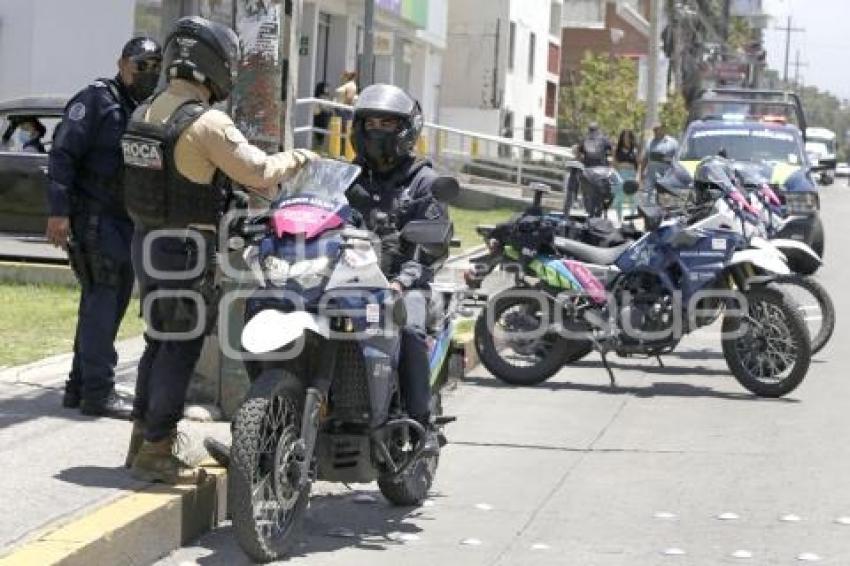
{"left": 363, "top": 0, "right": 375, "bottom": 87}
{"left": 721, "top": 0, "right": 730, "bottom": 46}
{"left": 776, "top": 15, "right": 804, "bottom": 84}
{"left": 644, "top": 0, "right": 661, "bottom": 136}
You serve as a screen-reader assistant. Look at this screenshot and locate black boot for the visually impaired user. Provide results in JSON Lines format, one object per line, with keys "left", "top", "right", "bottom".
{"left": 80, "top": 391, "right": 133, "bottom": 420}
{"left": 62, "top": 386, "right": 81, "bottom": 409}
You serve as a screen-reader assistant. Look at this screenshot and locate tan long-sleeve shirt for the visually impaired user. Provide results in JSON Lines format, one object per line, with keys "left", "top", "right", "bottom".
{"left": 141, "top": 79, "right": 307, "bottom": 197}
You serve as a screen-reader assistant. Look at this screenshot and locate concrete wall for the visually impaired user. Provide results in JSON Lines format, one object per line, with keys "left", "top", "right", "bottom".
{"left": 0, "top": 0, "right": 135, "bottom": 101}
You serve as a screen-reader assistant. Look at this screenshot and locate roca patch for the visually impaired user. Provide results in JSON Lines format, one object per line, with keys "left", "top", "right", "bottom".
{"left": 122, "top": 136, "right": 163, "bottom": 169}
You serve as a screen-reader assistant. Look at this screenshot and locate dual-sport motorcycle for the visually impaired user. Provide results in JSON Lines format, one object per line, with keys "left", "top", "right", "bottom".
{"left": 224, "top": 159, "right": 463, "bottom": 562}
{"left": 468, "top": 184, "right": 813, "bottom": 397}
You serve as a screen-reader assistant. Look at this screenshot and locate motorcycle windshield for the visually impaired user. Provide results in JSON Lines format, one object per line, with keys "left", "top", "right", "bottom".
{"left": 271, "top": 159, "right": 362, "bottom": 239}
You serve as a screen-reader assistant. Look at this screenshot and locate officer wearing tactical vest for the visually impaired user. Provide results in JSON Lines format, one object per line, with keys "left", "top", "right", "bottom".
{"left": 48, "top": 37, "right": 162, "bottom": 418}
{"left": 121, "top": 16, "right": 315, "bottom": 484}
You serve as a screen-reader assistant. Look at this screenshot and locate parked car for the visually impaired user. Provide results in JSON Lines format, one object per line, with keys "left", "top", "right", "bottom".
{"left": 0, "top": 96, "right": 68, "bottom": 236}
{"left": 836, "top": 162, "right": 850, "bottom": 178}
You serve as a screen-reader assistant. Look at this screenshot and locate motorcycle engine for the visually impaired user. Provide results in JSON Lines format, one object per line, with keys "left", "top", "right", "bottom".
{"left": 614, "top": 271, "right": 676, "bottom": 346}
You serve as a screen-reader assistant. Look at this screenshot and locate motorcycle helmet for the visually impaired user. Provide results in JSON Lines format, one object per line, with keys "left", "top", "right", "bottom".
{"left": 162, "top": 16, "right": 240, "bottom": 104}
{"left": 351, "top": 84, "right": 423, "bottom": 172}
{"left": 694, "top": 156, "right": 735, "bottom": 204}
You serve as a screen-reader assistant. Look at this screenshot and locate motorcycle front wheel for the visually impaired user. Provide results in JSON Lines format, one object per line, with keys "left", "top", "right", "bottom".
{"left": 229, "top": 369, "right": 309, "bottom": 563}
{"left": 722, "top": 284, "right": 811, "bottom": 398}
{"left": 474, "top": 292, "right": 580, "bottom": 385}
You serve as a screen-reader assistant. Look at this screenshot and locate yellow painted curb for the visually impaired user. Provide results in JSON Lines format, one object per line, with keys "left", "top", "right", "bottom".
{"left": 0, "top": 464, "right": 226, "bottom": 566}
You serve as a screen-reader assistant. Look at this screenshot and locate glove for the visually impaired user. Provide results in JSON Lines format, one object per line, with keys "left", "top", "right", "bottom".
{"left": 292, "top": 148, "right": 319, "bottom": 166}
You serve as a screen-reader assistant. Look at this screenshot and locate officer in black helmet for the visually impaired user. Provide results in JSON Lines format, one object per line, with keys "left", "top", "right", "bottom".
{"left": 346, "top": 83, "right": 450, "bottom": 455}
{"left": 122, "top": 16, "right": 315, "bottom": 483}
{"left": 48, "top": 36, "right": 162, "bottom": 418}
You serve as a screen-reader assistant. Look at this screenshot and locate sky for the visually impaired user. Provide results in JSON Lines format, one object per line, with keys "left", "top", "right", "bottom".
{"left": 762, "top": 0, "right": 850, "bottom": 100}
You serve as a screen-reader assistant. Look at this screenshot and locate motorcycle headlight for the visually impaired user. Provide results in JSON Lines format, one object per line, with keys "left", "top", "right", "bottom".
{"left": 288, "top": 257, "right": 330, "bottom": 288}
{"left": 263, "top": 256, "right": 290, "bottom": 286}
{"left": 783, "top": 191, "right": 819, "bottom": 214}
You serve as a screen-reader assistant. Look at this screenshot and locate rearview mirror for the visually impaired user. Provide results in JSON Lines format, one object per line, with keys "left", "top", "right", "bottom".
{"left": 431, "top": 177, "right": 460, "bottom": 202}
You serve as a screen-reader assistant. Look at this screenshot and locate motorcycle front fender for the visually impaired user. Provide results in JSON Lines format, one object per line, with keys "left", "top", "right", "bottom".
{"left": 729, "top": 249, "right": 791, "bottom": 276}
{"left": 241, "top": 310, "right": 330, "bottom": 354}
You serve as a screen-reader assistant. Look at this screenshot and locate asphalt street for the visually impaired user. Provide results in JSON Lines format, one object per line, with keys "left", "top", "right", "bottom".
{"left": 151, "top": 179, "right": 850, "bottom": 566}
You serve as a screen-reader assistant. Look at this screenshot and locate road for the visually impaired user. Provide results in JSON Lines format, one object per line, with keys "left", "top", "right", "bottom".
{"left": 158, "top": 181, "right": 850, "bottom": 565}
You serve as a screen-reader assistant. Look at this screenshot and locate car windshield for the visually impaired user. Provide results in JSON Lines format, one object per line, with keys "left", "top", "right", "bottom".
{"left": 681, "top": 128, "right": 803, "bottom": 165}
{"left": 276, "top": 159, "right": 361, "bottom": 206}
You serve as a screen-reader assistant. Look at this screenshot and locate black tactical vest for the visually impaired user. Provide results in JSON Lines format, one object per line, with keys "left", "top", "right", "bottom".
{"left": 122, "top": 99, "right": 228, "bottom": 229}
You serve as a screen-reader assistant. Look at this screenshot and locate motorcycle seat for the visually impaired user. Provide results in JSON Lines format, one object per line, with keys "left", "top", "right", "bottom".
{"left": 553, "top": 236, "right": 631, "bottom": 265}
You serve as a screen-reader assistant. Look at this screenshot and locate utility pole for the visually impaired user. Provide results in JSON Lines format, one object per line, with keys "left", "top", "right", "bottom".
{"left": 792, "top": 49, "right": 808, "bottom": 91}
{"left": 776, "top": 15, "right": 804, "bottom": 84}
{"left": 721, "top": 0, "right": 731, "bottom": 46}
{"left": 362, "top": 0, "right": 375, "bottom": 87}
{"left": 644, "top": 0, "right": 662, "bottom": 135}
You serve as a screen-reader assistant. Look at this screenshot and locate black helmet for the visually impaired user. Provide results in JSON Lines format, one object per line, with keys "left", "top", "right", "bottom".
{"left": 163, "top": 16, "right": 239, "bottom": 103}
{"left": 352, "top": 84, "right": 423, "bottom": 171}
{"left": 694, "top": 156, "right": 735, "bottom": 203}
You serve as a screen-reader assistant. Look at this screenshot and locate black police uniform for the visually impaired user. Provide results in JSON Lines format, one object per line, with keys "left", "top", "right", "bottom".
{"left": 347, "top": 155, "right": 448, "bottom": 424}
{"left": 48, "top": 77, "right": 138, "bottom": 407}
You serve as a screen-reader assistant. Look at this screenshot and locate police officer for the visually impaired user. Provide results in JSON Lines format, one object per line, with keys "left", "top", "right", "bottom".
{"left": 48, "top": 37, "right": 162, "bottom": 418}
{"left": 122, "top": 17, "right": 315, "bottom": 484}
{"left": 577, "top": 122, "right": 612, "bottom": 167}
{"left": 346, "top": 84, "right": 449, "bottom": 455}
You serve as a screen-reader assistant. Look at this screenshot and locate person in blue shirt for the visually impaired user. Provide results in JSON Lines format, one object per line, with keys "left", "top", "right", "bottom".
{"left": 47, "top": 37, "right": 162, "bottom": 418}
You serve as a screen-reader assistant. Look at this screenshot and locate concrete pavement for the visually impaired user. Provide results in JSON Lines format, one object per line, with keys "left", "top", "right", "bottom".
{"left": 157, "top": 181, "right": 850, "bottom": 565}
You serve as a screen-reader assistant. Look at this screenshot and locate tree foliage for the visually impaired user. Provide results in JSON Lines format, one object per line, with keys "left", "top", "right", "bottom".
{"left": 660, "top": 90, "right": 688, "bottom": 138}
{"left": 559, "top": 53, "right": 646, "bottom": 145}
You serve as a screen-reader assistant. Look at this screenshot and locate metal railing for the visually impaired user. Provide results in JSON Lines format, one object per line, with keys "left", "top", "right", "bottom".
{"left": 293, "top": 97, "right": 581, "bottom": 191}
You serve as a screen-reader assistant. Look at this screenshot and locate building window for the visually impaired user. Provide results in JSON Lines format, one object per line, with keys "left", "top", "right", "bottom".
{"left": 547, "top": 42, "right": 560, "bottom": 75}
{"left": 508, "top": 21, "right": 516, "bottom": 71}
{"left": 524, "top": 115, "right": 534, "bottom": 142}
{"left": 549, "top": 2, "right": 562, "bottom": 37}
{"left": 316, "top": 12, "right": 331, "bottom": 84}
{"left": 528, "top": 32, "right": 536, "bottom": 80}
{"left": 544, "top": 124, "right": 557, "bottom": 145}
{"left": 499, "top": 110, "right": 514, "bottom": 158}
{"left": 545, "top": 81, "right": 556, "bottom": 118}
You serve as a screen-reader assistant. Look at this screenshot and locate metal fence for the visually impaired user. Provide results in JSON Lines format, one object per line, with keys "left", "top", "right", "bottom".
{"left": 293, "top": 97, "right": 582, "bottom": 192}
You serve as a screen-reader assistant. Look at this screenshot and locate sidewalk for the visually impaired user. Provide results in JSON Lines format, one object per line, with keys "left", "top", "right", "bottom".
{"left": 0, "top": 338, "right": 229, "bottom": 565}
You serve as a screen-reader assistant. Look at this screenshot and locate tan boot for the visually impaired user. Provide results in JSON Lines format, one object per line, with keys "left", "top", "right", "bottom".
{"left": 124, "top": 421, "right": 145, "bottom": 469}
{"left": 130, "top": 432, "right": 206, "bottom": 485}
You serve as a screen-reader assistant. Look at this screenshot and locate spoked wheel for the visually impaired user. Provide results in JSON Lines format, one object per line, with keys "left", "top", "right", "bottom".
{"left": 230, "top": 369, "right": 309, "bottom": 563}
{"left": 474, "top": 292, "right": 579, "bottom": 385}
{"left": 378, "top": 392, "right": 442, "bottom": 507}
{"left": 773, "top": 275, "right": 835, "bottom": 355}
{"left": 722, "top": 284, "right": 811, "bottom": 397}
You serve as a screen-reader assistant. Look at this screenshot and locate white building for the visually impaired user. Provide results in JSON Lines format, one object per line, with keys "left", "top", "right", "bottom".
{"left": 0, "top": 0, "right": 447, "bottom": 124}
{"left": 295, "top": 0, "right": 447, "bottom": 143}
{"left": 0, "top": 0, "right": 137, "bottom": 102}
{"left": 440, "top": 0, "right": 563, "bottom": 146}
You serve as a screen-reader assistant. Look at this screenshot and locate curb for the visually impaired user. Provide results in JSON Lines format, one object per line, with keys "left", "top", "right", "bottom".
{"left": 0, "top": 464, "right": 227, "bottom": 566}
{"left": 0, "top": 261, "right": 76, "bottom": 287}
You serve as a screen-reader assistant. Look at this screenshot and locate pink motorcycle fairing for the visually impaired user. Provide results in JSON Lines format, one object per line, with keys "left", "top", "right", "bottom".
{"left": 759, "top": 184, "right": 782, "bottom": 206}
{"left": 563, "top": 260, "right": 607, "bottom": 305}
{"left": 729, "top": 189, "right": 758, "bottom": 215}
{"left": 271, "top": 203, "right": 344, "bottom": 239}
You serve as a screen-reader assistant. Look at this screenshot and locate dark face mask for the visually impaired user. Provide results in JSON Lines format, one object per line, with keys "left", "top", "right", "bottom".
{"left": 128, "top": 71, "right": 160, "bottom": 102}
{"left": 362, "top": 129, "right": 400, "bottom": 172}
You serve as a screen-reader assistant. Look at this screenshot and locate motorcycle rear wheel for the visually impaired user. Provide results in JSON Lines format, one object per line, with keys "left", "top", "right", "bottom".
{"left": 722, "top": 284, "right": 811, "bottom": 398}
{"left": 474, "top": 293, "right": 577, "bottom": 385}
{"left": 229, "top": 369, "right": 309, "bottom": 563}
{"left": 774, "top": 275, "right": 835, "bottom": 355}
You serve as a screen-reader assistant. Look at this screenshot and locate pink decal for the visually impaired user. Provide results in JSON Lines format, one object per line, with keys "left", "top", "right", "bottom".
{"left": 564, "top": 260, "right": 607, "bottom": 304}
{"left": 271, "top": 205, "right": 343, "bottom": 239}
{"left": 729, "top": 189, "right": 758, "bottom": 214}
{"left": 760, "top": 185, "right": 781, "bottom": 206}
